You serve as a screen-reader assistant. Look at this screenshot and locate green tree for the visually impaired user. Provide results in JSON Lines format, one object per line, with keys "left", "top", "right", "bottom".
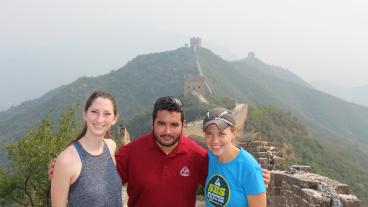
{"left": 0, "top": 107, "right": 78, "bottom": 206}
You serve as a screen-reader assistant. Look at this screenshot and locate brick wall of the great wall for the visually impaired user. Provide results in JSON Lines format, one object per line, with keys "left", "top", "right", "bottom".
{"left": 242, "top": 135, "right": 361, "bottom": 207}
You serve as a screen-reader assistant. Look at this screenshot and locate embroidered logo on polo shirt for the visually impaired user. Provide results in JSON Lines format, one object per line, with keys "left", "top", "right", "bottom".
{"left": 179, "top": 166, "right": 190, "bottom": 176}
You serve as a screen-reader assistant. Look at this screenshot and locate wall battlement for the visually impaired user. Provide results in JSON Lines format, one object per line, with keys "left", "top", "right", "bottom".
{"left": 268, "top": 166, "right": 361, "bottom": 207}
{"left": 238, "top": 133, "right": 284, "bottom": 171}
{"left": 184, "top": 75, "right": 206, "bottom": 96}
{"left": 239, "top": 133, "right": 361, "bottom": 206}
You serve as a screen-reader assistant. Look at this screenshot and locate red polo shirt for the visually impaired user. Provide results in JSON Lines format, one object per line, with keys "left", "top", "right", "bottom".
{"left": 116, "top": 132, "right": 208, "bottom": 207}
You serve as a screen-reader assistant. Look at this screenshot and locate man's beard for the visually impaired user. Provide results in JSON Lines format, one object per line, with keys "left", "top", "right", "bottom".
{"left": 153, "top": 129, "right": 181, "bottom": 148}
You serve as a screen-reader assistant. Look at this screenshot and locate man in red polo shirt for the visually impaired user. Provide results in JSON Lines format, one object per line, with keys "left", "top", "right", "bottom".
{"left": 116, "top": 96, "right": 208, "bottom": 207}
{"left": 115, "top": 96, "right": 269, "bottom": 207}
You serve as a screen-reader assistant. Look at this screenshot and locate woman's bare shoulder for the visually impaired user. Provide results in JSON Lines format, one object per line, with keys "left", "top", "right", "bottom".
{"left": 55, "top": 145, "right": 80, "bottom": 169}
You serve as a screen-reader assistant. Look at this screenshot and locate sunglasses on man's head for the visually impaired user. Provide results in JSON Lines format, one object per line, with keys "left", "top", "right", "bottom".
{"left": 154, "top": 96, "right": 183, "bottom": 108}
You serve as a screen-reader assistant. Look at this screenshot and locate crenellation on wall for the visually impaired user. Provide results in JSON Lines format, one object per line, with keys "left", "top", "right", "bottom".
{"left": 268, "top": 166, "right": 361, "bottom": 207}
{"left": 236, "top": 131, "right": 361, "bottom": 206}
{"left": 339, "top": 194, "right": 362, "bottom": 207}
{"left": 289, "top": 165, "right": 313, "bottom": 173}
{"left": 238, "top": 133, "right": 285, "bottom": 171}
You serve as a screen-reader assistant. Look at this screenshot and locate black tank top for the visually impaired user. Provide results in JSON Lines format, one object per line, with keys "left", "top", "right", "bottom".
{"left": 68, "top": 141, "right": 122, "bottom": 207}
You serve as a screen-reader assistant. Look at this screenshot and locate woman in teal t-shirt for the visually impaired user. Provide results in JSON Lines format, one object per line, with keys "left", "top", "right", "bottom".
{"left": 202, "top": 108, "right": 266, "bottom": 207}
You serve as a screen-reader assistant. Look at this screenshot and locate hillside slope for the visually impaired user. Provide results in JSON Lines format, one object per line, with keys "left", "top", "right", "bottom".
{"left": 0, "top": 47, "right": 199, "bottom": 162}
{"left": 196, "top": 48, "right": 368, "bottom": 145}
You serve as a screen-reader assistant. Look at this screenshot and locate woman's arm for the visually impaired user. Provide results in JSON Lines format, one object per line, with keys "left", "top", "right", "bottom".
{"left": 51, "top": 148, "right": 79, "bottom": 207}
{"left": 247, "top": 192, "right": 267, "bottom": 207}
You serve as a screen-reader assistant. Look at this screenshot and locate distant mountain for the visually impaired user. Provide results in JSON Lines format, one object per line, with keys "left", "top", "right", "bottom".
{"left": 196, "top": 48, "right": 368, "bottom": 143}
{"left": 1, "top": 46, "right": 368, "bottom": 160}
{"left": 0, "top": 48, "right": 198, "bottom": 142}
{"left": 240, "top": 54, "right": 312, "bottom": 88}
{"left": 0, "top": 24, "right": 236, "bottom": 112}
{"left": 311, "top": 81, "right": 368, "bottom": 107}
{"left": 0, "top": 46, "right": 367, "bottom": 202}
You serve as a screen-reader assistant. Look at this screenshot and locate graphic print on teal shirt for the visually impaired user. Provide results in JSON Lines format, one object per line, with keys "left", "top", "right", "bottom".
{"left": 204, "top": 147, "right": 266, "bottom": 207}
{"left": 205, "top": 174, "right": 230, "bottom": 207}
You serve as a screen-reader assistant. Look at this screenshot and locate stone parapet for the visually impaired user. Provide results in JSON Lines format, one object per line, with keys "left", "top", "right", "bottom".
{"left": 268, "top": 166, "right": 361, "bottom": 207}
{"left": 238, "top": 133, "right": 285, "bottom": 171}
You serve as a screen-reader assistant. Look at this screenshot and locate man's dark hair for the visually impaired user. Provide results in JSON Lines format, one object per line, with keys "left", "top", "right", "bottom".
{"left": 152, "top": 96, "right": 184, "bottom": 123}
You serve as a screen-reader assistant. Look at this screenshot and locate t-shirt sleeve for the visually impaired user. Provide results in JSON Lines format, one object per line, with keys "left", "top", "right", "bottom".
{"left": 242, "top": 162, "right": 266, "bottom": 195}
{"left": 115, "top": 144, "right": 130, "bottom": 184}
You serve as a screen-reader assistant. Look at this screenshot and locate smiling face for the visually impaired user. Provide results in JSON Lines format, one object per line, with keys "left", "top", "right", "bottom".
{"left": 152, "top": 109, "right": 183, "bottom": 153}
{"left": 204, "top": 124, "right": 237, "bottom": 158}
{"left": 83, "top": 97, "right": 118, "bottom": 138}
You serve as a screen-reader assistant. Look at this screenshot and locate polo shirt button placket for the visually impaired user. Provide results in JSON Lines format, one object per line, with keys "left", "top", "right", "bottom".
{"left": 162, "top": 160, "right": 168, "bottom": 178}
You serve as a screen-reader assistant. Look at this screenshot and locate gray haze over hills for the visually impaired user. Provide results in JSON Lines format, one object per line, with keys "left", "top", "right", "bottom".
{"left": 312, "top": 81, "right": 368, "bottom": 107}
{"left": 0, "top": 25, "right": 235, "bottom": 111}
{"left": 1, "top": 0, "right": 368, "bottom": 111}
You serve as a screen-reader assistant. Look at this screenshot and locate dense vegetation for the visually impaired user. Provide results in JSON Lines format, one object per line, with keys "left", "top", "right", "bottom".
{"left": 0, "top": 108, "right": 78, "bottom": 206}
{"left": 245, "top": 105, "right": 368, "bottom": 204}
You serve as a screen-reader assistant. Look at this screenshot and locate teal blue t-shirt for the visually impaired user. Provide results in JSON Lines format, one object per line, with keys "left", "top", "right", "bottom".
{"left": 204, "top": 147, "right": 266, "bottom": 207}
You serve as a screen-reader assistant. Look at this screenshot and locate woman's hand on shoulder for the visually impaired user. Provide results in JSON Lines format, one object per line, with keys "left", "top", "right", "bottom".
{"left": 262, "top": 168, "right": 270, "bottom": 189}
{"left": 48, "top": 158, "right": 56, "bottom": 181}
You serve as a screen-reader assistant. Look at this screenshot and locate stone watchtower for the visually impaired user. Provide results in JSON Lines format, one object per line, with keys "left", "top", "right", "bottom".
{"left": 117, "top": 123, "right": 130, "bottom": 145}
{"left": 184, "top": 75, "right": 206, "bottom": 96}
{"left": 248, "top": 52, "right": 255, "bottom": 58}
{"left": 190, "top": 37, "right": 202, "bottom": 49}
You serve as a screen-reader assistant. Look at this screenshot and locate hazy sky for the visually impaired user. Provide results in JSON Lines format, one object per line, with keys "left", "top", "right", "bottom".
{"left": 1, "top": 0, "right": 367, "bottom": 110}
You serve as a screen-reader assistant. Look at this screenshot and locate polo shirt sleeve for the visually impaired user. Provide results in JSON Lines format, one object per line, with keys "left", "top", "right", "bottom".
{"left": 242, "top": 162, "right": 266, "bottom": 196}
{"left": 199, "top": 154, "right": 209, "bottom": 186}
{"left": 115, "top": 144, "right": 130, "bottom": 184}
